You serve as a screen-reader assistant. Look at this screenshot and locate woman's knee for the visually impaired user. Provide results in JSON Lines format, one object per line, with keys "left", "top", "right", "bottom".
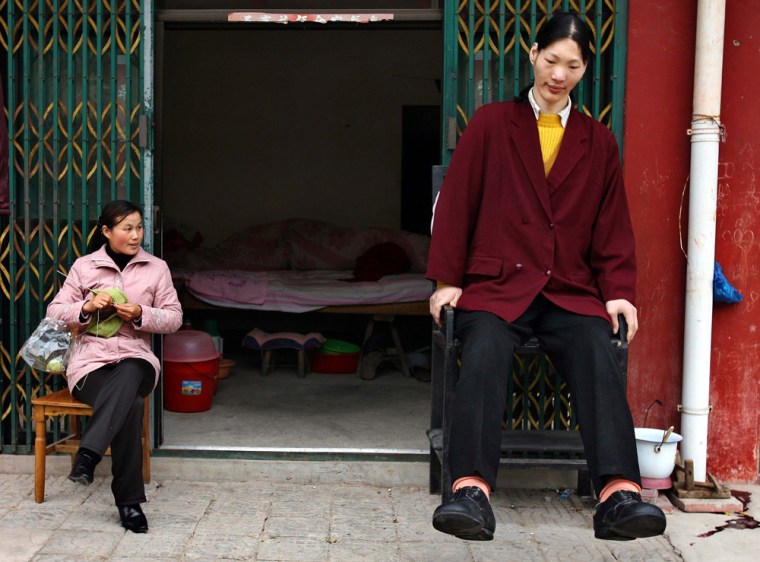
{"left": 128, "top": 396, "right": 144, "bottom": 420}
{"left": 456, "top": 311, "right": 513, "bottom": 347}
{"left": 455, "top": 316, "right": 516, "bottom": 381}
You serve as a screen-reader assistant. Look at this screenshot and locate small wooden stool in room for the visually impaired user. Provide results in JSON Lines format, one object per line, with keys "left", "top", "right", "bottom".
{"left": 32, "top": 383, "right": 151, "bottom": 503}
{"left": 241, "top": 328, "right": 325, "bottom": 378}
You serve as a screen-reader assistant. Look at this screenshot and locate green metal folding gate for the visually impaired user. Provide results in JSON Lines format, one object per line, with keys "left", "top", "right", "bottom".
{"left": 1, "top": 0, "right": 152, "bottom": 453}
{"left": 1, "top": 2, "right": 625, "bottom": 453}
{"left": 441, "top": 0, "right": 627, "bottom": 163}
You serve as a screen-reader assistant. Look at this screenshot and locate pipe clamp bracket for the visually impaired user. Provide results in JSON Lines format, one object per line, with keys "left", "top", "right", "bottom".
{"left": 687, "top": 119, "right": 726, "bottom": 142}
{"left": 678, "top": 404, "right": 713, "bottom": 415}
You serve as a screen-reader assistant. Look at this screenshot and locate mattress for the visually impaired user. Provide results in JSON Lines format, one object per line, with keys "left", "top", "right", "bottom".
{"left": 174, "top": 269, "right": 433, "bottom": 313}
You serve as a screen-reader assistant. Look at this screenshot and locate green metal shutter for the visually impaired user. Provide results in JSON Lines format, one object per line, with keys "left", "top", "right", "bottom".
{"left": 1, "top": 0, "right": 151, "bottom": 453}
{"left": 441, "top": 0, "right": 628, "bottom": 163}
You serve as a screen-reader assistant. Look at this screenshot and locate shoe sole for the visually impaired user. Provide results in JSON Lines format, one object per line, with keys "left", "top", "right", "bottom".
{"left": 68, "top": 474, "right": 92, "bottom": 486}
{"left": 595, "top": 513, "right": 667, "bottom": 541}
{"left": 455, "top": 528, "right": 494, "bottom": 541}
{"left": 122, "top": 524, "right": 148, "bottom": 533}
{"left": 433, "top": 513, "right": 493, "bottom": 541}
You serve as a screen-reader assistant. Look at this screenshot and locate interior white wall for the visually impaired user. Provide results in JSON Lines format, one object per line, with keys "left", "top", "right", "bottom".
{"left": 161, "top": 27, "right": 442, "bottom": 246}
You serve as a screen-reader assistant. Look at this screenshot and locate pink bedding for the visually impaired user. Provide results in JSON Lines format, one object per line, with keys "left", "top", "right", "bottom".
{"left": 175, "top": 269, "right": 433, "bottom": 313}
{"left": 167, "top": 219, "right": 433, "bottom": 312}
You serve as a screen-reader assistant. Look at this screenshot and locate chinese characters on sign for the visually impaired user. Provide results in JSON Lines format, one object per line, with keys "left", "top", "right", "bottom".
{"left": 228, "top": 13, "right": 395, "bottom": 24}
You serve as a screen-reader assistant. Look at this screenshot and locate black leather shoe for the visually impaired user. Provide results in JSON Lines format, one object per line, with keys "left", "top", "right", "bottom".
{"left": 68, "top": 448, "right": 100, "bottom": 486}
{"left": 118, "top": 504, "right": 149, "bottom": 533}
{"left": 593, "top": 490, "right": 666, "bottom": 541}
{"left": 432, "top": 486, "right": 495, "bottom": 541}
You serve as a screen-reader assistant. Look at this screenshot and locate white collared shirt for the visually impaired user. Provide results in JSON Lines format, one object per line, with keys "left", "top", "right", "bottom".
{"left": 528, "top": 88, "right": 572, "bottom": 128}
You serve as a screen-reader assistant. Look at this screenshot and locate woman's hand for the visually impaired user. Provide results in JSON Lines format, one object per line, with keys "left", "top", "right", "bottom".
{"left": 82, "top": 292, "right": 114, "bottom": 316}
{"left": 430, "top": 285, "right": 463, "bottom": 326}
{"left": 114, "top": 302, "right": 143, "bottom": 323}
{"left": 605, "top": 299, "right": 638, "bottom": 342}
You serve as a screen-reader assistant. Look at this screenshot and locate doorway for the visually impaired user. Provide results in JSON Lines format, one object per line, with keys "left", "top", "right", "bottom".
{"left": 154, "top": 8, "right": 442, "bottom": 455}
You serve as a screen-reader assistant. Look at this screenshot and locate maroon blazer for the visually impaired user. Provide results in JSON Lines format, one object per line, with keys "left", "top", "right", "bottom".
{"left": 426, "top": 101, "right": 636, "bottom": 324}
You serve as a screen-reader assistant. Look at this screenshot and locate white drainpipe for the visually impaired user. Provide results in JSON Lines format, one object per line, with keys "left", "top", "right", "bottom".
{"left": 680, "top": 0, "right": 726, "bottom": 484}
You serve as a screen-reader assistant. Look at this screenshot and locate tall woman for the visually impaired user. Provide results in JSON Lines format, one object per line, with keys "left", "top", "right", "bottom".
{"left": 48, "top": 200, "right": 182, "bottom": 533}
{"left": 427, "top": 13, "right": 666, "bottom": 541}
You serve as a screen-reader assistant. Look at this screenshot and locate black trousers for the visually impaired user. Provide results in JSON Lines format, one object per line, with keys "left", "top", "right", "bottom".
{"left": 72, "top": 358, "right": 154, "bottom": 506}
{"left": 449, "top": 295, "right": 641, "bottom": 496}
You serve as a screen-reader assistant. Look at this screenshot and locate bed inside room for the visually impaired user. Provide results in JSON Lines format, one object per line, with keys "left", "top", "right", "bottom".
{"left": 156, "top": 7, "right": 442, "bottom": 454}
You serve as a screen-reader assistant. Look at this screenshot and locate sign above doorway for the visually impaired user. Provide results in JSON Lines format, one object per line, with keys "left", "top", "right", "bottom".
{"left": 229, "top": 12, "right": 394, "bottom": 25}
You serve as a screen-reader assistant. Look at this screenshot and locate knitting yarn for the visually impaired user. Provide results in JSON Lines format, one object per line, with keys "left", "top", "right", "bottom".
{"left": 86, "top": 288, "right": 128, "bottom": 338}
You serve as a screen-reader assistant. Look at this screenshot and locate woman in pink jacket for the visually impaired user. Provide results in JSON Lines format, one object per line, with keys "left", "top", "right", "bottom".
{"left": 47, "top": 199, "right": 182, "bottom": 533}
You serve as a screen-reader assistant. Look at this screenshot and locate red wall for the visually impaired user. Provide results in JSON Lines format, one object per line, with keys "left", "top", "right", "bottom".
{"left": 625, "top": 2, "right": 760, "bottom": 482}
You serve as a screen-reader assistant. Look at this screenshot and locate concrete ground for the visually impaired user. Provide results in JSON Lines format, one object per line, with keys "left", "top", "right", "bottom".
{"left": 161, "top": 355, "right": 432, "bottom": 451}
{"left": 1, "top": 456, "right": 758, "bottom": 561}
{"left": 4, "top": 353, "right": 757, "bottom": 560}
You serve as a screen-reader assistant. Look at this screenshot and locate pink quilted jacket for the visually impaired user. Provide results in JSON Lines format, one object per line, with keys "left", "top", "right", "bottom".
{"left": 47, "top": 246, "right": 183, "bottom": 393}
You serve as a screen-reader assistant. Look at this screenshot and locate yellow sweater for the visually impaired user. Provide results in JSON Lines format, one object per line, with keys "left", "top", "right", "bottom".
{"left": 537, "top": 113, "right": 565, "bottom": 176}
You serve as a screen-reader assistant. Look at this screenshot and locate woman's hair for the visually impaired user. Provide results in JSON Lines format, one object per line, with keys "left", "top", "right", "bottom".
{"left": 515, "top": 11, "right": 593, "bottom": 102}
{"left": 87, "top": 199, "right": 143, "bottom": 254}
{"left": 535, "top": 12, "right": 593, "bottom": 64}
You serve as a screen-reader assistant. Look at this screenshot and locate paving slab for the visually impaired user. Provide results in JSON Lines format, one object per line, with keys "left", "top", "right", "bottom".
{"left": 35, "top": 529, "right": 124, "bottom": 558}
{"left": 667, "top": 493, "right": 744, "bottom": 513}
{"left": 665, "top": 486, "right": 760, "bottom": 562}
{"left": 0, "top": 470, "right": 758, "bottom": 561}
{"left": 0, "top": 528, "right": 54, "bottom": 562}
{"left": 110, "top": 529, "right": 194, "bottom": 559}
{"left": 184, "top": 532, "right": 261, "bottom": 560}
{"left": 256, "top": 536, "right": 330, "bottom": 561}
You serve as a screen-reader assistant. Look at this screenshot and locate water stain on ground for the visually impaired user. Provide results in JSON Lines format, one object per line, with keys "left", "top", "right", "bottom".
{"left": 698, "top": 490, "right": 759, "bottom": 537}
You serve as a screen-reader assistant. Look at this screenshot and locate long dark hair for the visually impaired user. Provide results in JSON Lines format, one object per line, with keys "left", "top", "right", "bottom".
{"left": 515, "top": 12, "right": 593, "bottom": 103}
{"left": 87, "top": 199, "right": 143, "bottom": 254}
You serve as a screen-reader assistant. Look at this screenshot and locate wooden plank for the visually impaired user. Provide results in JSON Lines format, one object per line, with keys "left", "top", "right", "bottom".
{"left": 319, "top": 302, "right": 428, "bottom": 315}
{"left": 32, "top": 389, "right": 87, "bottom": 408}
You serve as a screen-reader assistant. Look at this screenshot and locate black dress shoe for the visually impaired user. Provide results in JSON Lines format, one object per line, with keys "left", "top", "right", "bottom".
{"left": 68, "top": 448, "right": 101, "bottom": 486}
{"left": 118, "top": 504, "right": 149, "bottom": 533}
{"left": 593, "top": 490, "right": 666, "bottom": 541}
{"left": 432, "top": 486, "right": 495, "bottom": 541}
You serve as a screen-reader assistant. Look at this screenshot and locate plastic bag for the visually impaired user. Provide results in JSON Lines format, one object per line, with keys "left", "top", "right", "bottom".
{"left": 713, "top": 261, "right": 743, "bottom": 304}
{"left": 20, "top": 318, "right": 77, "bottom": 373}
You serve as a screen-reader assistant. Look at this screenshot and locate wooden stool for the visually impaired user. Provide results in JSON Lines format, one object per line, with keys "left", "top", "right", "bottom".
{"left": 242, "top": 328, "right": 325, "bottom": 378}
{"left": 262, "top": 347, "right": 308, "bottom": 378}
{"left": 32, "top": 387, "right": 150, "bottom": 503}
{"left": 360, "top": 314, "right": 412, "bottom": 378}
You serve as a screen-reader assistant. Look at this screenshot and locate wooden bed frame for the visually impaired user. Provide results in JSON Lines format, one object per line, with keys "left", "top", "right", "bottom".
{"left": 178, "top": 288, "right": 430, "bottom": 316}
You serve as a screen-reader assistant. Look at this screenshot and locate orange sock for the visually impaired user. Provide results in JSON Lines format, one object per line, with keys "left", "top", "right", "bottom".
{"left": 599, "top": 477, "right": 642, "bottom": 502}
{"left": 453, "top": 476, "right": 490, "bottom": 499}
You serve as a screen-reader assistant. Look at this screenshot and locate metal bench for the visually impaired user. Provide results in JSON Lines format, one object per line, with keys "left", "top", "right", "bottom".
{"left": 427, "top": 305, "right": 628, "bottom": 500}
